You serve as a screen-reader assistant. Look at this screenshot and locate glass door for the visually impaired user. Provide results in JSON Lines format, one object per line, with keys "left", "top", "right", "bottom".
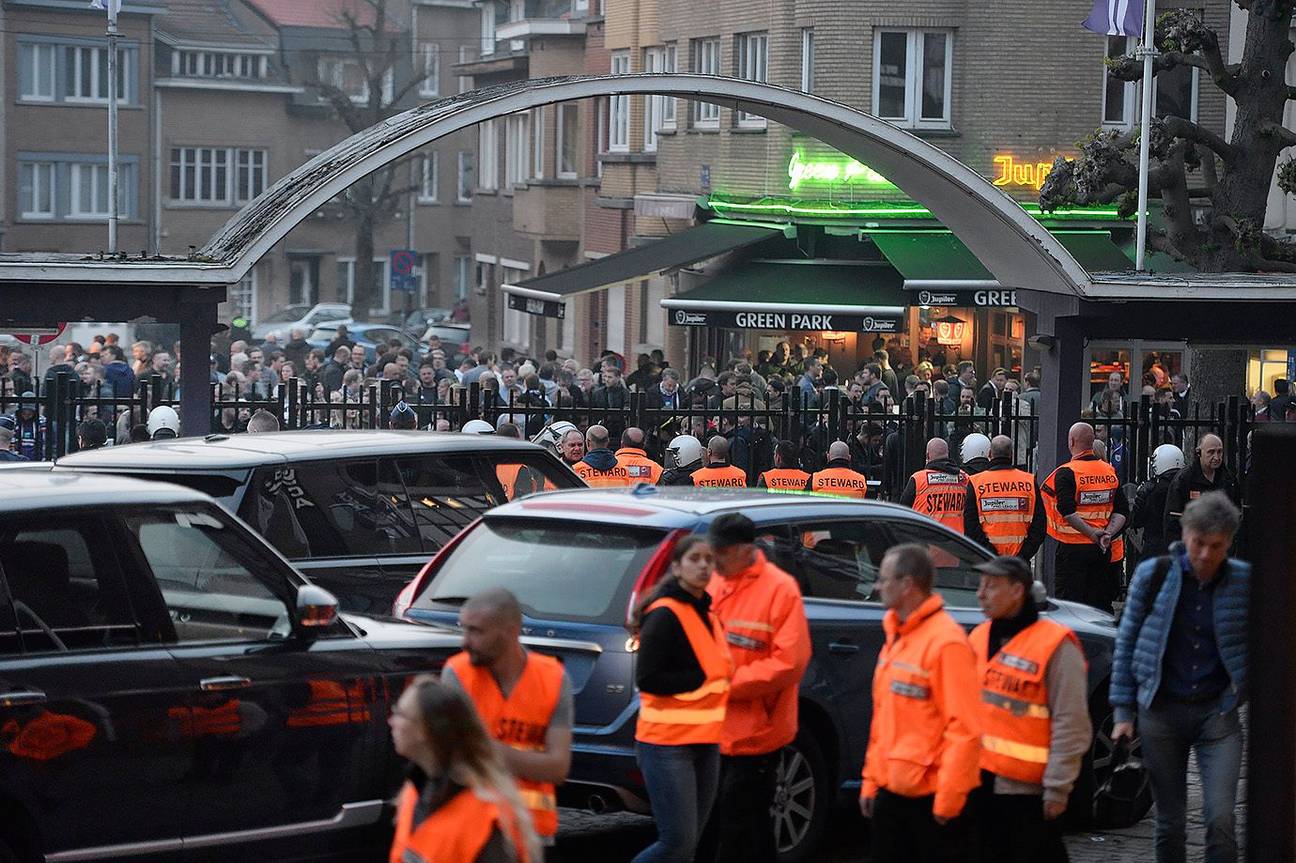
{"left": 1084, "top": 340, "right": 1190, "bottom": 407}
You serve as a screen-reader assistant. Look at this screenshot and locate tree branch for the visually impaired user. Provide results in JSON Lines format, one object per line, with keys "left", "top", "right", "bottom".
{"left": 1161, "top": 116, "right": 1238, "bottom": 162}
{"left": 1260, "top": 121, "right": 1296, "bottom": 151}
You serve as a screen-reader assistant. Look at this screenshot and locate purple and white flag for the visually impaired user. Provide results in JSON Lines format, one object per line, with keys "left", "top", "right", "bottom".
{"left": 1082, "top": 0, "right": 1145, "bottom": 36}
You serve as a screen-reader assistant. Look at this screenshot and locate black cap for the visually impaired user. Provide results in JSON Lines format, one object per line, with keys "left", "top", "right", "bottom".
{"left": 708, "top": 513, "right": 755, "bottom": 549}
{"left": 974, "top": 555, "right": 1033, "bottom": 587}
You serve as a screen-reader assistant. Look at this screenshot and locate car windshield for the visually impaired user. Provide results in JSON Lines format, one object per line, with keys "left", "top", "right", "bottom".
{"left": 416, "top": 518, "right": 667, "bottom": 624}
{"left": 261, "top": 306, "right": 311, "bottom": 324}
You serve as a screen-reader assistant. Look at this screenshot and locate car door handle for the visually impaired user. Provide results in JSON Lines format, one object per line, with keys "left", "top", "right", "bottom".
{"left": 0, "top": 689, "right": 48, "bottom": 707}
{"left": 199, "top": 676, "right": 253, "bottom": 692}
{"left": 828, "top": 640, "right": 860, "bottom": 655}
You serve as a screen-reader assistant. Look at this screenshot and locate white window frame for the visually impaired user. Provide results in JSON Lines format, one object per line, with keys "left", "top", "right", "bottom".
{"left": 481, "top": 5, "right": 497, "bottom": 56}
{"left": 736, "top": 32, "right": 768, "bottom": 127}
{"left": 19, "top": 162, "right": 56, "bottom": 219}
{"left": 643, "top": 46, "right": 666, "bottom": 150}
{"left": 501, "top": 266, "right": 530, "bottom": 349}
{"left": 454, "top": 255, "right": 472, "bottom": 301}
{"left": 1102, "top": 36, "right": 1137, "bottom": 128}
{"left": 19, "top": 43, "right": 56, "bottom": 101}
{"left": 478, "top": 119, "right": 499, "bottom": 190}
{"left": 232, "top": 268, "right": 258, "bottom": 326}
{"left": 662, "top": 43, "right": 678, "bottom": 128}
{"left": 318, "top": 57, "right": 394, "bottom": 106}
{"left": 457, "top": 150, "right": 475, "bottom": 201}
{"left": 692, "top": 38, "right": 721, "bottom": 128}
{"left": 65, "top": 44, "right": 136, "bottom": 104}
{"left": 69, "top": 162, "right": 111, "bottom": 218}
{"left": 532, "top": 107, "right": 545, "bottom": 179}
{"left": 801, "top": 28, "right": 814, "bottom": 92}
{"left": 505, "top": 113, "right": 531, "bottom": 187}
{"left": 337, "top": 256, "right": 392, "bottom": 316}
{"left": 609, "top": 51, "right": 631, "bottom": 152}
{"left": 871, "top": 29, "right": 953, "bottom": 130}
{"left": 458, "top": 45, "right": 473, "bottom": 94}
{"left": 170, "top": 147, "right": 267, "bottom": 205}
{"left": 557, "top": 103, "right": 579, "bottom": 178}
{"left": 173, "top": 50, "right": 267, "bottom": 80}
{"left": 418, "top": 42, "right": 440, "bottom": 97}
{"left": 1153, "top": 63, "right": 1200, "bottom": 123}
{"left": 420, "top": 151, "right": 439, "bottom": 203}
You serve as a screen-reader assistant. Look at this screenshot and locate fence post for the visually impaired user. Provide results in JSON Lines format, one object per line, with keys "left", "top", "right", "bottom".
{"left": 285, "top": 377, "right": 300, "bottom": 430}
{"left": 826, "top": 386, "right": 842, "bottom": 443}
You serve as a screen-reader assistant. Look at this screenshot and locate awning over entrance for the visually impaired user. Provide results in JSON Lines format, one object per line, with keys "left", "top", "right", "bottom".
{"left": 870, "top": 230, "right": 1132, "bottom": 297}
{"left": 500, "top": 221, "right": 791, "bottom": 313}
{"left": 662, "top": 261, "right": 907, "bottom": 333}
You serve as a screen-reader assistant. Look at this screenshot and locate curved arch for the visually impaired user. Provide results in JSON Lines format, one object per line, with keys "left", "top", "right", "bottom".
{"left": 203, "top": 74, "right": 1092, "bottom": 297}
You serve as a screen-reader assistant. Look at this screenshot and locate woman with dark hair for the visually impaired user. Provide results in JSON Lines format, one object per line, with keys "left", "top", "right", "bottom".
{"left": 630, "top": 535, "right": 732, "bottom": 863}
{"left": 388, "top": 675, "right": 539, "bottom": 863}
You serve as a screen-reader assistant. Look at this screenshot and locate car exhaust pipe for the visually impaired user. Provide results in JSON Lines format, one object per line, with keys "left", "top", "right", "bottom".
{"left": 587, "top": 794, "right": 609, "bottom": 814}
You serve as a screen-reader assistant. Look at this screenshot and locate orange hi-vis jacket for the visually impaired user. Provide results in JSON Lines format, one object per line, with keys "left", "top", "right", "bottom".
{"left": 862, "top": 594, "right": 982, "bottom": 820}
{"left": 970, "top": 469, "right": 1037, "bottom": 557}
{"left": 573, "top": 454, "right": 630, "bottom": 488}
{"left": 389, "top": 780, "right": 530, "bottom": 863}
{"left": 911, "top": 467, "right": 970, "bottom": 533}
{"left": 692, "top": 464, "right": 748, "bottom": 488}
{"left": 758, "top": 468, "right": 811, "bottom": 491}
{"left": 970, "top": 618, "right": 1084, "bottom": 784}
{"left": 707, "top": 550, "right": 811, "bottom": 756}
{"left": 445, "top": 651, "right": 563, "bottom": 838}
{"left": 636, "top": 596, "right": 733, "bottom": 745}
{"left": 1041, "top": 454, "right": 1119, "bottom": 545}
{"left": 614, "top": 447, "right": 664, "bottom": 485}
{"left": 809, "top": 465, "right": 870, "bottom": 499}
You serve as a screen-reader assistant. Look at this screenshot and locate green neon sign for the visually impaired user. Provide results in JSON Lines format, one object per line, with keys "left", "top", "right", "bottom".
{"left": 702, "top": 195, "right": 1127, "bottom": 222}
{"left": 786, "top": 151, "right": 896, "bottom": 192}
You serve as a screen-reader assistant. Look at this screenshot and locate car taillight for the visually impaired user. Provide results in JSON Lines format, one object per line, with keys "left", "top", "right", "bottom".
{"left": 392, "top": 516, "right": 483, "bottom": 619}
{"left": 624, "top": 528, "right": 691, "bottom": 630}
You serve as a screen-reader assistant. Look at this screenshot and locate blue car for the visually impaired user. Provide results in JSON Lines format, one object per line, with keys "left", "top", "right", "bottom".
{"left": 398, "top": 487, "right": 1149, "bottom": 861}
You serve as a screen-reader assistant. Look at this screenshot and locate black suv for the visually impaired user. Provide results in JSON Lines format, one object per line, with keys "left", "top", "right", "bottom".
{"left": 55, "top": 430, "right": 584, "bottom": 614}
{"left": 0, "top": 471, "right": 464, "bottom": 863}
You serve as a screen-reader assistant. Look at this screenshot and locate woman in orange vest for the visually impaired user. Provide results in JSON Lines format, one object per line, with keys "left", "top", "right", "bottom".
{"left": 631, "top": 534, "right": 733, "bottom": 863}
{"left": 388, "top": 675, "right": 539, "bottom": 863}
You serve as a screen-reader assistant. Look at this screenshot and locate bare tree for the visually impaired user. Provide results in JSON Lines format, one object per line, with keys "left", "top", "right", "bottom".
{"left": 314, "top": 0, "right": 429, "bottom": 321}
{"left": 1041, "top": 4, "right": 1296, "bottom": 272}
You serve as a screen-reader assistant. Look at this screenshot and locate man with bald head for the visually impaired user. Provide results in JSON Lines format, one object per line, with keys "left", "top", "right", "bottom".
{"left": 614, "top": 426, "right": 663, "bottom": 485}
{"left": 692, "top": 435, "right": 748, "bottom": 487}
{"left": 899, "top": 437, "right": 969, "bottom": 533}
{"left": 443, "top": 587, "right": 574, "bottom": 848}
{"left": 1041, "top": 422, "right": 1129, "bottom": 612}
{"left": 1163, "top": 432, "right": 1238, "bottom": 544}
{"left": 572, "top": 423, "right": 626, "bottom": 487}
{"left": 808, "top": 440, "right": 870, "bottom": 498}
{"left": 965, "top": 434, "right": 1046, "bottom": 561}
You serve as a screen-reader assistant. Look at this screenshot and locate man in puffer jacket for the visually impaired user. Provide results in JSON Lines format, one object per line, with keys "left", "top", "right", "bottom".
{"left": 1111, "top": 491, "right": 1247, "bottom": 863}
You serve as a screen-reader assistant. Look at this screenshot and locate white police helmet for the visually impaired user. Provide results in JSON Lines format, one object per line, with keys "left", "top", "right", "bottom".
{"left": 461, "top": 419, "right": 495, "bottom": 434}
{"left": 961, "top": 433, "right": 991, "bottom": 463}
{"left": 1151, "top": 443, "right": 1185, "bottom": 477}
{"left": 532, "top": 420, "right": 578, "bottom": 452}
{"left": 146, "top": 405, "right": 180, "bottom": 439}
{"left": 665, "top": 435, "right": 703, "bottom": 470}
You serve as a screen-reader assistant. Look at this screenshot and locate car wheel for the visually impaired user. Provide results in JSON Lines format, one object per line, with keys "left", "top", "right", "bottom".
{"left": 1073, "top": 686, "right": 1154, "bottom": 829}
{"left": 772, "top": 731, "right": 830, "bottom": 863}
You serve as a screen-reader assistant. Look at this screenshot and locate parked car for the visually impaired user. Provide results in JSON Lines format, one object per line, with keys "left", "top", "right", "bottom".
{"left": 54, "top": 431, "right": 585, "bottom": 615}
{"left": 306, "top": 323, "right": 422, "bottom": 366}
{"left": 420, "top": 322, "right": 472, "bottom": 357}
{"left": 397, "top": 486, "right": 1150, "bottom": 863}
{"left": 0, "top": 470, "right": 465, "bottom": 862}
{"left": 251, "top": 303, "right": 351, "bottom": 344}
{"left": 403, "top": 307, "right": 453, "bottom": 331}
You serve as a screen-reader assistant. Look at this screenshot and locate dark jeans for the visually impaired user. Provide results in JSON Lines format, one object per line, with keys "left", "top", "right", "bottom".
{"left": 971, "top": 774, "right": 1067, "bottom": 863}
{"left": 632, "top": 741, "right": 721, "bottom": 863}
{"left": 696, "top": 750, "right": 779, "bottom": 863}
{"left": 1139, "top": 697, "right": 1243, "bottom": 863}
{"left": 870, "top": 788, "right": 973, "bottom": 863}
{"left": 1053, "top": 542, "right": 1118, "bottom": 613}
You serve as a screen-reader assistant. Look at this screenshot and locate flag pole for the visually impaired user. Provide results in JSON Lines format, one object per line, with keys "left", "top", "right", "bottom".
{"left": 106, "top": 0, "right": 120, "bottom": 254}
{"left": 1135, "top": 0, "right": 1157, "bottom": 270}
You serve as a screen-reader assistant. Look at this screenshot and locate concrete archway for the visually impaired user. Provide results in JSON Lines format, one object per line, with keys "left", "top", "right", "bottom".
{"left": 204, "top": 74, "right": 1093, "bottom": 297}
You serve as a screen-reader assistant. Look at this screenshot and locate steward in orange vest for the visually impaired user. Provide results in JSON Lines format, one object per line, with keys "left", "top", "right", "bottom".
{"left": 808, "top": 440, "right": 870, "bottom": 498}
{"left": 691, "top": 435, "right": 748, "bottom": 488}
{"left": 899, "top": 438, "right": 968, "bottom": 534}
{"left": 968, "top": 556, "right": 1091, "bottom": 863}
{"left": 614, "top": 427, "right": 664, "bottom": 485}
{"left": 963, "top": 435, "right": 1046, "bottom": 561}
{"left": 758, "top": 439, "right": 810, "bottom": 492}
{"left": 572, "top": 424, "right": 629, "bottom": 487}
{"left": 443, "top": 590, "right": 573, "bottom": 844}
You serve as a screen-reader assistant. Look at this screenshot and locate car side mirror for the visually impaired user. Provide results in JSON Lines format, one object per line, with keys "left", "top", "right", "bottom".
{"left": 296, "top": 583, "right": 339, "bottom": 630}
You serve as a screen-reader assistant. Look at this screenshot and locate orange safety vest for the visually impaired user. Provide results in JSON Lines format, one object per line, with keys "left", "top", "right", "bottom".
{"left": 446, "top": 652, "right": 563, "bottom": 837}
{"left": 614, "top": 447, "right": 664, "bottom": 485}
{"left": 389, "top": 780, "right": 530, "bottom": 863}
{"left": 911, "top": 467, "right": 969, "bottom": 533}
{"left": 970, "top": 618, "right": 1084, "bottom": 784}
{"left": 809, "top": 466, "right": 869, "bottom": 498}
{"left": 1041, "top": 455, "right": 1118, "bottom": 545}
{"left": 636, "top": 597, "right": 733, "bottom": 745}
{"left": 692, "top": 464, "right": 748, "bottom": 488}
{"left": 572, "top": 456, "right": 631, "bottom": 488}
{"left": 759, "top": 468, "right": 811, "bottom": 492}
{"left": 970, "top": 469, "right": 1037, "bottom": 557}
{"left": 496, "top": 464, "right": 545, "bottom": 501}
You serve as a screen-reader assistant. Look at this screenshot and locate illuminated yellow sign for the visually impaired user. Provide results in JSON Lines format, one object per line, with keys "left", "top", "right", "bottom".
{"left": 992, "top": 153, "right": 1067, "bottom": 192}
{"left": 787, "top": 151, "right": 895, "bottom": 192}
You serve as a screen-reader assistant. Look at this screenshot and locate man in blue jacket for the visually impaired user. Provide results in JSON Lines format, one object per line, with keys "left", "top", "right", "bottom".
{"left": 1111, "top": 491, "right": 1247, "bottom": 863}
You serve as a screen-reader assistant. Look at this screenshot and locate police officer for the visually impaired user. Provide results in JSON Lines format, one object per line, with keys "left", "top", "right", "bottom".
{"left": 0, "top": 418, "right": 28, "bottom": 462}
{"left": 899, "top": 438, "right": 969, "bottom": 534}
{"left": 757, "top": 440, "right": 810, "bottom": 491}
{"left": 659, "top": 435, "right": 704, "bottom": 486}
{"left": 970, "top": 556, "right": 1090, "bottom": 863}
{"left": 808, "top": 441, "right": 870, "bottom": 498}
{"left": 961, "top": 433, "right": 992, "bottom": 476}
{"left": 389, "top": 400, "right": 418, "bottom": 430}
{"left": 572, "top": 424, "right": 626, "bottom": 487}
{"left": 1041, "top": 423, "right": 1129, "bottom": 613}
{"left": 691, "top": 437, "right": 748, "bottom": 488}
{"left": 614, "top": 427, "right": 664, "bottom": 485}
{"left": 1130, "top": 444, "right": 1184, "bottom": 562}
{"left": 964, "top": 435, "right": 1045, "bottom": 562}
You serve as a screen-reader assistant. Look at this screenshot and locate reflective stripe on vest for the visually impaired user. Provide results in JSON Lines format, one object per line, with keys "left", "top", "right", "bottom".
{"left": 390, "top": 782, "right": 529, "bottom": 863}
{"left": 1041, "top": 456, "right": 1118, "bottom": 544}
{"left": 636, "top": 597, "right": 733, "bottom": 746}
{"left": 615, "top": 449, "right": 663, "bottom": 485}
{"left": 692, "top": 465, "right": 748, "bottom": 488}
{"left": 809, "top": 467, "right": 869, "bottom": 499}
{"left": 970, "top": 619, "right": 1084, "bottom": 784}
{"left": 759, "top": 468, "right": 811, "bottom": 491}
{"left": 911, "top": 468, "right": 968, "bottom": 533}
{"left": 446, "top": 651, "right": 563, "bottom": 837}
{"left": 970, "top": 469, "right": 1036, "bottom": 557}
